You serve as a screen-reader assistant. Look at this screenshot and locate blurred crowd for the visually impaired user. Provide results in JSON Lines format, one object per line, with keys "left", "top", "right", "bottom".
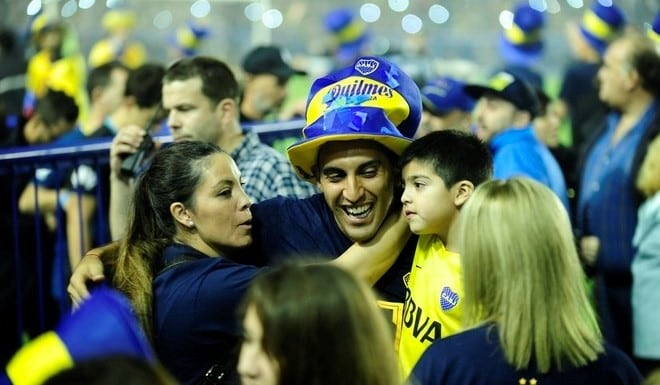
{"left": 1, "top": 1, "right": 660, "bottom": 385}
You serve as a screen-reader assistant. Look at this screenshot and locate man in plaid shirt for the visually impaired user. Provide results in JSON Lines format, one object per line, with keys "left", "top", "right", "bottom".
{"left": 108, "top": 56, "right": 316, "bottom": 239}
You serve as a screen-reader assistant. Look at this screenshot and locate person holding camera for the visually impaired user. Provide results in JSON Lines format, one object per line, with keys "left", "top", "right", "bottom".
{"left": 108, "top": 56, "right": 317, "bottom": 240}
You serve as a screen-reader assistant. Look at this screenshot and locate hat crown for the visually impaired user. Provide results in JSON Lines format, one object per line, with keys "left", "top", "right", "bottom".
{"left": 422, "top": 76, "right": 474, "bottom": 113}
{"left": 241, "top": 45, "right": 303, "bottom": 78}
{"left": 513, "top": 4, "right": 545, "bottom": 32}
{"left": 304, "top": 56, "right": 421, "bottom": 140}
{"left": 465, "top": 71, "right": 541, "bottom": 118}
{"left": 287, "top": 56, "right": 421, "bottom": 180}
{"left": 578, "top": 1, "right": 626, "bottom": 54}
{"left": 589, "top": 1, "right": 625, "bottom": 27}
{"left": 324, "top": 8, "right": 355, "bottom": 33}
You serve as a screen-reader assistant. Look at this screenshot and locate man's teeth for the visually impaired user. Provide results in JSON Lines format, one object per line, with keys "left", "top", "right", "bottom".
{"left": 345, "top": 205, "right": 371, "bottom": 217}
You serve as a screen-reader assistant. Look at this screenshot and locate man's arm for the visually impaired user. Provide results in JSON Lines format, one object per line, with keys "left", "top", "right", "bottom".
{"left": 65, "top": 194, "right": 97, "bottom": 270}
{"left": 332, "top": 209, "right": 411, "bottom": 285}
{"left": 109, "top": 174, "right": 133, "bottom": 240}
{"left": 108, "top": 124, "right": 148, "bottom": 240}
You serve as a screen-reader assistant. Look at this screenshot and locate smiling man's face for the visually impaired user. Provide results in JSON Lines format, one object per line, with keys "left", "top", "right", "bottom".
{"left": 316, "top": 140, "right": 396, "bottom": 243}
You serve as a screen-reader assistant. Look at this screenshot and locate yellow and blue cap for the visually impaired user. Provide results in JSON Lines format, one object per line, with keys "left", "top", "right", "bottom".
{"left": 579, "top": 1, "right": 626, "bottom": 55}
{"left": 101, "top": 8, "right": 136, "bottom": 32}
{"left": 324, "top": 7, "right": 371, "bottom": 65}
{"left": 287, "top": 56, "right": 421, "bottom": 180}
{"left": 168, "top": 20, "right": 210, "bottom": 58}
{"left": 2, "top": 287, "right": 155, "bottom": 385}
{"left": 500, "top": 3, "right": 545, "bottom": 66}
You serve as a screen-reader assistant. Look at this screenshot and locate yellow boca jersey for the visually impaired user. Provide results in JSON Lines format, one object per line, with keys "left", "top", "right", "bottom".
{"left": 398, "top": 234, "right": 464, "bottom": 378}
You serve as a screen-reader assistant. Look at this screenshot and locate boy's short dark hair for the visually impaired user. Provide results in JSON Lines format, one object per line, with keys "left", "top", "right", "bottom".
{"left": 399, "top": 130, "right": 493, "bottom": 188}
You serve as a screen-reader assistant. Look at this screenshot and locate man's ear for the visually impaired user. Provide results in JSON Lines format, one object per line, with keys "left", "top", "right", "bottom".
{"left": 170, "top": 202, "right": 194, "bottom": 229}
{"left": 454, "top": 180, "right": 475, "bottom": 207}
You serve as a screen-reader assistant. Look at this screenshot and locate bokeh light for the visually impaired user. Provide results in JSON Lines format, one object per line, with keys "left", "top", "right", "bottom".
{"left": 402, "top": 14, "right": 423, "bottom": 34}
{"left": 191, "top": 0, "right": 211, "bottom": 18}
{"left": 153, "top": 10, "right": 173, "bottom": 29}
{"left": 245, "top": 2, "right": 264, "bottom": 22}
{"left": 360, "top": 3, "right": 381, "bottom": 23}
{"left": 499, "top": 10, "right": 514, "bottom": 29}
{"left": 61, "top": 0, "right": 78, "bottom": 17}
{"left": 388, "top": 0, "right": 409, "bottom": 13}
{"left": 429, "top": 4, "right": 450, "bottom": 24}
{"left": 262, "top": 9, "right": 283, "bottom": 29}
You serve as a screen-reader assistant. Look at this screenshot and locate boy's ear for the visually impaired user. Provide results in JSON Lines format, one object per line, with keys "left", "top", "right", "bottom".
{"left": 454, "top": 180, "right": 474, "bottom": 207}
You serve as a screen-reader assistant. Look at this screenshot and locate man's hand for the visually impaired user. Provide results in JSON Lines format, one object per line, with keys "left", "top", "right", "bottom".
{"left": 110, "top": 125, "right": 148, "bottom": 178}
{"left": 67, "top": 253, "right": 106, "bottom": 306}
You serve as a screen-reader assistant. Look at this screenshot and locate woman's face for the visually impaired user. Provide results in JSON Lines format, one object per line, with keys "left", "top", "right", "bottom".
{"left": 237, "top": 305, "right": 279, "bottom": 385}
{"left": 183, "top": 153, "right": 253, "bottom": 256}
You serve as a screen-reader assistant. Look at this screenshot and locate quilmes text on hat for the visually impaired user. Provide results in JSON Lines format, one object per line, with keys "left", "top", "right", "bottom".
{"left": 579, "top": 0, "right": 626, "bottom": 55}
{"left": 464, "top": 71, "right": 541, "bottom": 118}
{"left": 287, "top": 56, "right": 422, "bottom": 180}
{"left": 422, "top": 76, "right": 475, "bottom": 116}
{"left": 242, "top": 45, "right": 306, "bottom": 80}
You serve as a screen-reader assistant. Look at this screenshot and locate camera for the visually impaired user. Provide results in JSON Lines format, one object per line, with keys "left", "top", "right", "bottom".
{"left": 119, "top": 134, "right": 155, "bottom": 178}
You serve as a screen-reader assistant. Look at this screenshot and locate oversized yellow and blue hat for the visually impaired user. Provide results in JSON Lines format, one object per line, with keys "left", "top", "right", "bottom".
{"left": 579, "top": 1, "right": 626, "bottom": 55}
{"left": 499, "top": 2, "right": 546, "bottom": 66}
{"left": 287, "top": 56, "right": 421, "bottom": 180}
{"left": 1, "top": 287, "right": 155, "bottom": 385}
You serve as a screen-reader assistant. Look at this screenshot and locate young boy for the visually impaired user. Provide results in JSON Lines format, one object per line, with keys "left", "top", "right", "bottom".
{"left": 397, "top": 129, "right": 493, "bottom": 377}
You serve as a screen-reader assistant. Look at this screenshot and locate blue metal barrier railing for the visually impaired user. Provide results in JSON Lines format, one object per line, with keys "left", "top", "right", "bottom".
{"left": 0, "top": 120, "right": 304, "bottom": 362}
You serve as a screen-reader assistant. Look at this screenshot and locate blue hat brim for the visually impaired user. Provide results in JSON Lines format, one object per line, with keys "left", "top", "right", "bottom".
{"left": 287, "top": 133, "right": 411, "bottom": 181}
{"left": 287, "top": 106, "right": 412, "bottom": 180}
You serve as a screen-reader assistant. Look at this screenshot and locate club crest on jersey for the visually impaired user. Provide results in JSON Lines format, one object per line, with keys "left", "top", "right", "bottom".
{"left": 440, "top": 286, "right": 459, "bottom": 311}
{"left": 354, "top": 58, "right": 379, "bottom": 75}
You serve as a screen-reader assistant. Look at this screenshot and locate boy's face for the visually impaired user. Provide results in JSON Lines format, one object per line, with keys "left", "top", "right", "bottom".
{"left": 401, "top": 159, "right": 458, "bottom": 239}
{"left": 316, "top": 141, "right": 395, "bottom": 243}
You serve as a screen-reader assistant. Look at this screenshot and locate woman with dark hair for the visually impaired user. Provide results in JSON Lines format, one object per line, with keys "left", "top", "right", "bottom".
{"left": 107, "top": 140, "right": 406, "bottom": 385}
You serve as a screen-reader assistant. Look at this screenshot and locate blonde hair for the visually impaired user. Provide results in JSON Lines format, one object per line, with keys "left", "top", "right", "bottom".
{"left": 636, "top": 135, "right": 660, "bottom": 198}
{"left": 458, "top": 178, "right": 603, "bottom": 373}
